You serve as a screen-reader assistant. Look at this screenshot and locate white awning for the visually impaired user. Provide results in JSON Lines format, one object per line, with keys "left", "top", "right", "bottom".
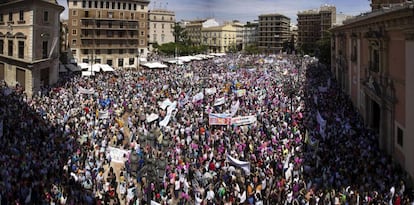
{"left": 78, "top": 63, "right": 90, "bottom": 69}
{"left": 100, "top": 64, "right": 115, "bottom": 72}
{"left": 81, "top": 71, "right": 95, "bottom": 76}
{"left": 142, "top": 62, "right": 168, "bottom": 69}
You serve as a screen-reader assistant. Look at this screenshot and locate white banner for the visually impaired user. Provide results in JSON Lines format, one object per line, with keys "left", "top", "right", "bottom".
{"left": 98, "top": 110, "right": 110, "bottom": 119}
{"left": 214, "top": 97, "right": 226, "bottom": 106}
{"left": 231, "top": 115, "right": 257, "bottom": 126}
{"left": 205, "top": 87, "right": 217, "bottom": 95}
{"left": 226, "top": 154, "right": 250, "bottom": 175}
{"left": 108, "top": 146, "right": 130, "bottom": 163}
{"left": 230, "top": 101, "right": 240, "bottom": 117}
{"left": 78, "top": 87, "right": 95, "bottom": 95}
{"left": 159, "top": 101, "right": 177, "bottom": 127}
{"left": 158, "top": 99, "right": 173, "bottom": 110}
{"left": 192, "top": 92, "right": 204, "bottom": 103}
{"left": 146, "top": 113, "right": 159, "bottom": 123}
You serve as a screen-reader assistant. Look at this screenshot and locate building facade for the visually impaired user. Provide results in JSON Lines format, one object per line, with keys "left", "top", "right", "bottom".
{"left": 0, "top": 0, "right": 64, "bottom": 97}
{"left": 331, "top": 2, "right": 414, "bottom": 183}
{"left": 185, "top": 19, "right": 206, "bottom": 47}
{"left": 258, "top": 13, "right": 290, "bottom": 54}
{"left": 201, "top": 24, "right": 237, "bottom": 53}
{"left": 242, "top": 21, "right": 259, "bottom": 50}
{"left": 67, "top": 0, "right": 149, "bottom": 69}
{"left": 148, "top": 9, "right": 175, "bottom": 51}
{"left": 297, "top": 5, "right": 336, "bottom": 53}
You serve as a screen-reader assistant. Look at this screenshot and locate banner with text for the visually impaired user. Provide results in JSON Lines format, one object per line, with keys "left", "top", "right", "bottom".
{"left": 209, "top": 113, "right": 231, "bottom": 125}
{"left": 108, "top": 146, "right": 130, "bottom": 163}
{"left": 231, "top": 115, "right": 257, "bottom": 126}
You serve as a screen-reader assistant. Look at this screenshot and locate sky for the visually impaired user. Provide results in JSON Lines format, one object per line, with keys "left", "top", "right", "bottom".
{"left": 57, "top": 0, "right": 371, "bottom": 24}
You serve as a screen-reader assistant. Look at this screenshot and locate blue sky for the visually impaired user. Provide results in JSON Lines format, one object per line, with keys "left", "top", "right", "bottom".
{"left": 57, "top": 0, "right": 371, "bottom": 24}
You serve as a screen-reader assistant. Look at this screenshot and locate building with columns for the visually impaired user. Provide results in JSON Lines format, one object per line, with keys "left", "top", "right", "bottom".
{"left": 0, "top": 0, "right": 64, "bottom": 97}
{"left": 67, "top": 0, "right": 150, "bottom": 69}
{"left": 331, "top": 2, "right": 414, "bottom": 183}
{"left": 148, "top": 9, "right": 175, "bottom": 51}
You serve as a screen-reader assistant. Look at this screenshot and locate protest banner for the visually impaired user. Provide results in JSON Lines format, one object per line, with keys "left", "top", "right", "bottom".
{"left": 231, "top": 115, "right": 257, "bottom": 126}
{"left": 192, "top": 92, "right": 204, "bottom": 103}
{"left": 236, "top": 89, "right": 246, "bottom": 97}
{"left": 146, "top": 113, "right": 159, "bottom": 123}
{"left": 213, "top": 97, "right": 226, "bottom": 106}
{"left": 108, "top": 146, "right": 130, "bottom": 163}
{"left": 209, "top": 113, "right": 231, "bottom": 125}
{"left": 158, "top": 99, "right": 173, "bottom": 110}
{"left": 230, "top": 101, "right": 240, "bottom": 116}
{"left": 205, "top": 87, "right": 217, "bottom": 95}
{"left": 226, "top": 154, "right": 250, "bottom": 175}
{"left": 78, "top": 87, "right": 95, "bottom": 95}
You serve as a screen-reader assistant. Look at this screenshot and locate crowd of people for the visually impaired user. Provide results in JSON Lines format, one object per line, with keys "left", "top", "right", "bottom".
{"left": 0, "top": 54, "right": 413, "bottom": 205}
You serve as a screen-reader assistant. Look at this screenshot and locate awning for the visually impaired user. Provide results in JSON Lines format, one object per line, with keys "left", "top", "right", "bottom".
{"left": 101, "top": 64, "right": 115, "bottom": 72}
{"left": 142, "top": 62, "right": 168, "bottom": 69}
{"left": 81, "top": 71, "right": 95, "bottom": 76}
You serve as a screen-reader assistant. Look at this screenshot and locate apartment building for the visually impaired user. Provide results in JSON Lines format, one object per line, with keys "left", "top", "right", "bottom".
{"left": 67, "top": 0, "right": 150, "bottom": 69}
{"left": 148, "top": 9, "right": 175, "bottom": 51}
{"left": 202, "top": 23, "right": 237, "bottom": 53}
{"left": 258, "top": 13, "right": 290, "bottom": 54}
{"left": 331, "top": 2, "right": 414, "bottom": 183}
{"left": 371, "top": 0, "right": 407, "bottom": 10}
{"left": 0, "top": 0, "right": 64, "bottom": 97}
{"left": 242, "top": 21, "right": 259, "bottom": 50}
{"left": 297, "top": 5, "right": 336, "bottom": 53}
{"left": 185, "top": 19, "right": 208, "bottom": 47}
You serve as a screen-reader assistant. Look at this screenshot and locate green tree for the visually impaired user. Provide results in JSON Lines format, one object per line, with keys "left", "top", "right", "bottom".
{"left": 243, "top": 45, "right": 260, "bottom": 55}
{"left": 173, "top": 23, "right": 188, "bottom": 44}
{"left": 316, "top": 31, "right": 331, "bottom": 65}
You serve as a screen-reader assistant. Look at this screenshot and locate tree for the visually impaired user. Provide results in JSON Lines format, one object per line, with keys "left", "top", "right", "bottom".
{"left": 172, "top": 23, "right": 188, "bottom": 44}
{"left": 243, "top": 45, "right": 260, "bottom": 55}
{"left": 316, "top": 30, "right": 331, "bottom": 65}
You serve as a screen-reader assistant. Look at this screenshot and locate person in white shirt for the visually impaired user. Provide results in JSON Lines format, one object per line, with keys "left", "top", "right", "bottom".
{"left": 206, "top": 185, "right": 215, "bottom": 204}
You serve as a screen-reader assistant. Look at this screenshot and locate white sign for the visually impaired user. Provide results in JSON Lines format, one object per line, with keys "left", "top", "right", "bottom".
{"left": 230, "top": 101, "right": 240, "bottom": 116}
{"left": 214, "top": 97, "right": 226, "bottom": 106}
{"left": 146, "top": 113, "right": 159, "bottom": 123}
{"left": 192, "top": 92, "right": 204, "bottom": 103}
{"left": 108, "top": 146, "right": 130, "bottom": 163}
{"left": 226, "top": 154, "right": 250, "bottom": 175}
{"left": 98, "top": 110, "right": 110, "bottom": 119}
{"left": 231, "top": 115, "right": 257, "bottom": 126}
{"left": 78, "top": 87, "right": 95, "bottom": 94}
{"left": 205, "top": 87, "right": 217, "bottom": 95}
{"left": 158, "top": 99, "right": 173, "bottom": 110}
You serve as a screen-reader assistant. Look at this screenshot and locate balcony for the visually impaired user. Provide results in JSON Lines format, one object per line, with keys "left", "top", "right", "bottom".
{"left": 80, "top": 35, "right": 139, "bottom": 40}
{"left": 80, "top": 44, "right": 139, "bottom": 49}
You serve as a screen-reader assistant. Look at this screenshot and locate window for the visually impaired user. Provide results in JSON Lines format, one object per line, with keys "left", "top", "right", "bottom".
{"left": 108, "top": 12, "right": 113, "bottom": 19}
{"left": 18, "top": 41, "right": 24, "bottom": 59}
{"left": 85, "top": 11, "right": 89, "bottom": 17}
{"left": 88, "top": 1, "right": 92, "bottom": 8}
{"left": 0, "top": 40, "right": 3, "bottom": 54}
{"left": 73, "top": 1, "right": 77, "bottom": 6}
{"left": 0, "top": 14, "right": 3, "bottom": 22}
{"left": 72, "top": 29, "right": 77, "bottom": 35}
{"left": 100, "top": 1, "right": 103, "bottom": 8}
{"left": 72, "top": 10, "right": 77, "bottom": 16}
{"left": 19, "top": 10, "right": 24, "bottom": 21}
{"left": 112, "top": 2, "right": 115, "bottom": 9}
{"left": 82, "top": 1, "right": 86, "bottom": 8}
{"left": 128, "top": 3, "right": 132, "bottom": 10}
{"left": 94, "top": 1, "right": 98, "bottom": 8}
{"left": 119, "top": 49, "right": 124, "bottom": 54}
{"left": 129, "top": 58, "right": 134, "bottom": 65}
{"left": 133, "top": 4, "right": 137, "bottom": 10}
{"left": 42, "top": 41, "right": 48, "bottom": 58}
{"left": 397, "top": 127, "right": 403, "bottom": 147}
{"left": 118, "top": 58, "right": 123, "bottom": 67}
{"left": 140, "top": 39, "right": 144, "bottom": 45}
{"left": 153, "top": 34, "right": 157, "bottom": 41}
{"left": 8, "top": 40, "right": 13, "bottom": 56}
{"left": 106, "top": 2, "right": 109, "bottom": 9}
{"left": 161, "top": 34, "right": 165, "bottom": 43}
{"left": 72, "top": 39, "right": 77, "bottom": 46}
{"left": 72, "top": 19, "right": 77, "bottom": 26}
{"left": 44, "top": 11, "right": 49, "bottom": 22}
{"left": 369, "top": 41, "right": 380, "bottom": 72}
{"left": 107, "top": 49, "right": 112, "bottom": 54}
{"left": 71, "top": 49, "right": 76, "bottom": 55}
{"left": 161, "top": 24, "right": 164, "bottom": 29}
{"left": 153, "top": 23, "right": 156, "bottom": 29}
{"left": 141, "top": 5, "right": 144, "bottom": 10}
{"left": 118, "top": 2, "right": 121, "bottom": 9}
{"left": 123, "top": 3, "right": 126, "bottom": 10}
{"left": 9, "top": 12, "right": 13, "bottom": 22}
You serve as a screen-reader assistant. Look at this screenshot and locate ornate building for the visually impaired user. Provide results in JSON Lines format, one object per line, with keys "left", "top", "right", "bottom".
{"left": 0, "top": 0, "right": 64, "bottom": 97}
{"left": 67, "top": 0, "right": 150, "bottom": 69}
{"left": 331, "top": 2, "right": 414, "bottom": 182}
